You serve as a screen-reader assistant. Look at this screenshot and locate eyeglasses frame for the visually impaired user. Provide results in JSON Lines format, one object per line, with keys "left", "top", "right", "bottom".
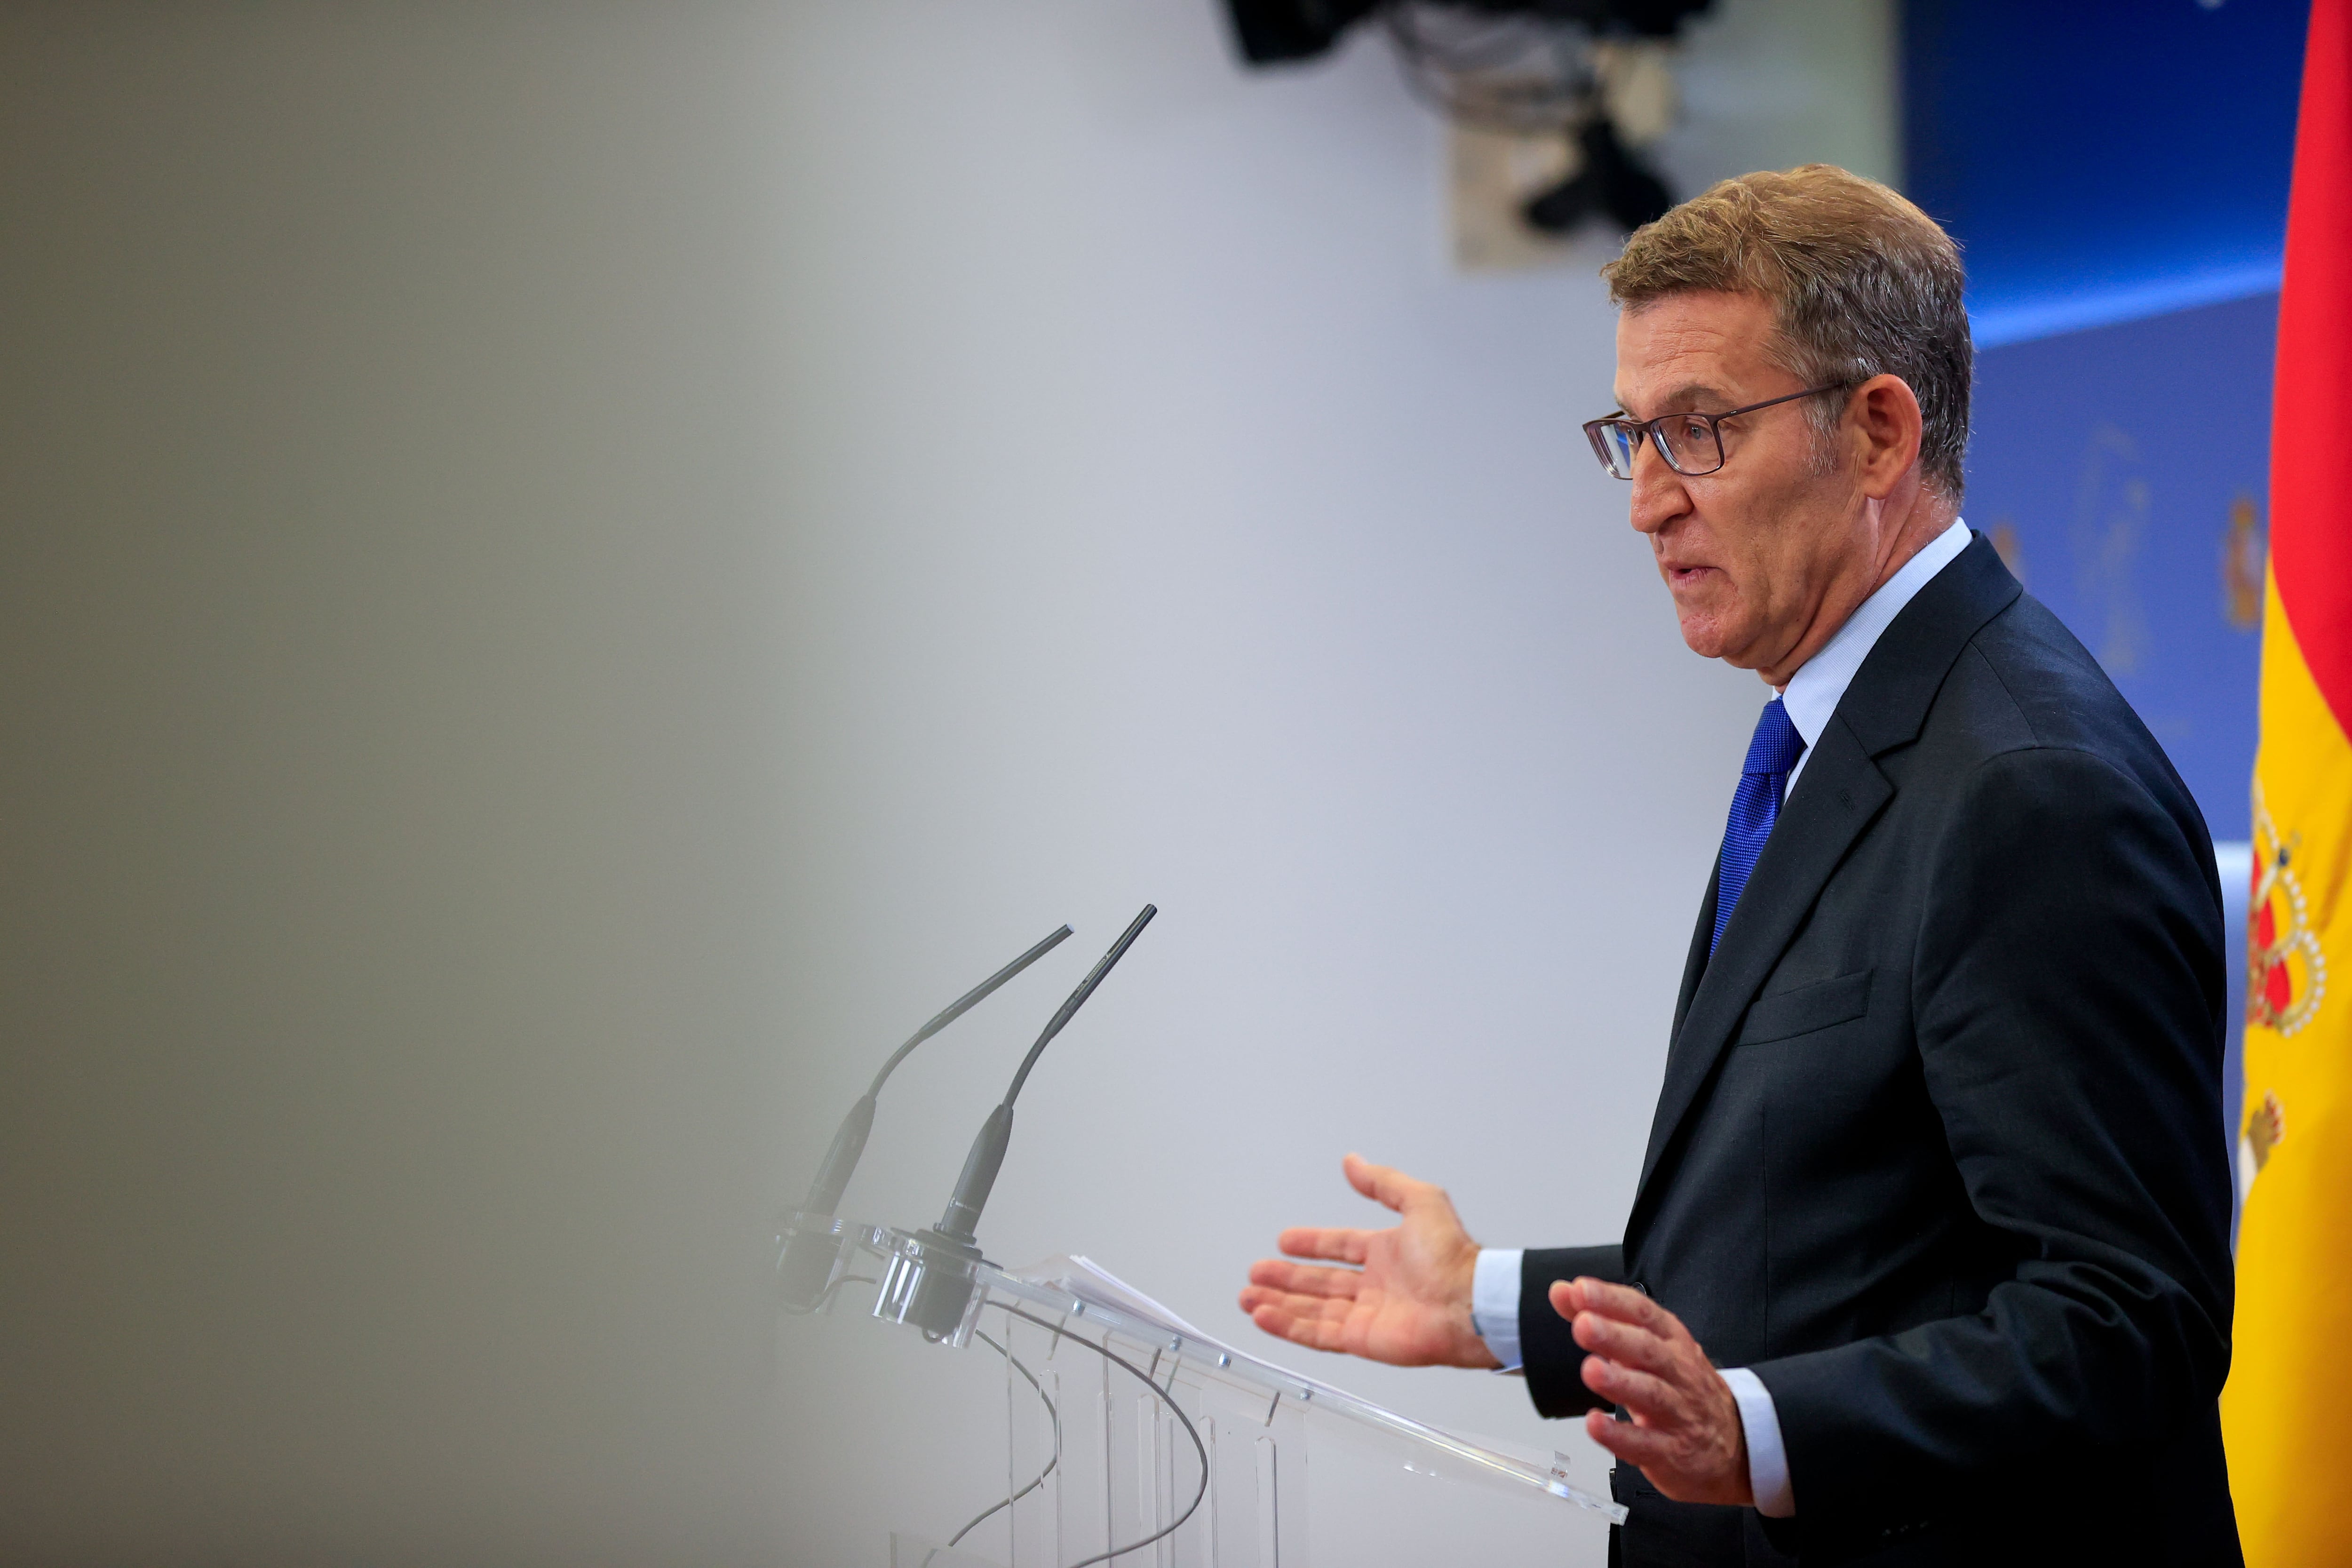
{"left": 1582, "top": 382, "right": 1852, "bottom": 480}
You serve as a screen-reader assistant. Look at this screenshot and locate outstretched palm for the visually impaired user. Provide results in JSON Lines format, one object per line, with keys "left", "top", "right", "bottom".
{"left": 1237, "top": 1153, "right": 1495, "bottom": 1369}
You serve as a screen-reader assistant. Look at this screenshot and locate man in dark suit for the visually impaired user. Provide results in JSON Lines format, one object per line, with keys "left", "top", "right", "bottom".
{"left": 1237, "top": 166, "right": 2239, "bottom": 1565}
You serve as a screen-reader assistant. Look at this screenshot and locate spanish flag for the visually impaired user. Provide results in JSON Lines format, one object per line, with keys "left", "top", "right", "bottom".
{"left": 2222, "top": 0, "right": 2352, "bottom": 1557}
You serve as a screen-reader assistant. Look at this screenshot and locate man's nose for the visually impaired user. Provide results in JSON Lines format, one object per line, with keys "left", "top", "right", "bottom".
{"left": 1627, "top": 440, "right": 1689, "bottom": 535}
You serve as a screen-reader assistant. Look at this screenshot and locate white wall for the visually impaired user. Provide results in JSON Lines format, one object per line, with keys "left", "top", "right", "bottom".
{"left": 0, "top": 3, "right": 1890, "bottom": 1563}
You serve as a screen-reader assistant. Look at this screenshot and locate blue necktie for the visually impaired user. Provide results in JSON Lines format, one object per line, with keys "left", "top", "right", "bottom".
{"left": 1712, "top": 698, "right": 1807, "bottom": 955}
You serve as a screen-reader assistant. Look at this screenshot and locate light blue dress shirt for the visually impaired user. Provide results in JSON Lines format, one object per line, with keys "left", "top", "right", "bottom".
{"left": 1471, "top": 519, "right": 1973, "bottom": 1520}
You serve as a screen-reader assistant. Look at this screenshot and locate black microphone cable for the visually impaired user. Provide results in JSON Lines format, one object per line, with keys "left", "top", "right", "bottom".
{"left": 928, "top": 1323, "right": 1062, "bottom": 1563}
{"left": 987, "top": 1301, "right": 1208, "bottom": 1568}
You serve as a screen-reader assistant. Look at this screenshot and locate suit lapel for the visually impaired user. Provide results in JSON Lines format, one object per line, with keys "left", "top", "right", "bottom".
{"left": 1629, "top": 533, "right": 2026, "bottom": 1219}
{"left": 1669, "top": 859, "right": 1718, "bottom": 1046}
{"left": 1635, "top": 716, "right": 1891, "bottom": 1196}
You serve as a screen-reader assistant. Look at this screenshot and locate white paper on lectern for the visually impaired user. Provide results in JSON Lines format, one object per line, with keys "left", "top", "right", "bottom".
{"left": 1006, "top": 1254, "right": 1210, "bottom": 1340}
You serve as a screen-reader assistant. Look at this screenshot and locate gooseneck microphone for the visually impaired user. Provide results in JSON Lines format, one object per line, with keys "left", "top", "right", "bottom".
{"left": 778, "top": 923, "right": 1073, "bottom": 1309}
{"left": 925, "top": 905, "right": 1159, "bottom": 1250}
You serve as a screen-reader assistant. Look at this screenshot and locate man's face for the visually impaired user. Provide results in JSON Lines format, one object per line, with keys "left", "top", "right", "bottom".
{"left": 1612, "top": 291, "right": 1864, "bottom": 676}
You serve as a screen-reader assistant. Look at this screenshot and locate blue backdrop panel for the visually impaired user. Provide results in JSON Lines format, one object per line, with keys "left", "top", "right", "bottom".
{"left": 1905, "top": 0, "right": 2306, "bottom": 344}
{"left": 1965, "top": 291, "right": 2277, "bottom": 841}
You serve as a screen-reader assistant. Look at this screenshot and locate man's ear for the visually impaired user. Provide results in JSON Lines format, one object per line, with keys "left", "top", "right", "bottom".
{"left": 1848, "top": 373, "right": 1924, "bottom": 499}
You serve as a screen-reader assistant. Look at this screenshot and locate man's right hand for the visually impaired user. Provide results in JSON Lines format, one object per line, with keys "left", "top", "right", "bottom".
{"left": 1237, "top": 1153, "right": 1498, "bottom": 1369}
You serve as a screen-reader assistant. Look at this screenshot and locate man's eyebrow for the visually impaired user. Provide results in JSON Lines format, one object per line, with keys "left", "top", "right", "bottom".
{"left": 1616, "top": 381, "right": 1730, "bottom": 421}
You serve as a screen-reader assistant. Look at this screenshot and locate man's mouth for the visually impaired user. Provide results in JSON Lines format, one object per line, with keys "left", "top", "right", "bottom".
{"left": 1662, "top": 562, "right": 1716, "bottom": 590}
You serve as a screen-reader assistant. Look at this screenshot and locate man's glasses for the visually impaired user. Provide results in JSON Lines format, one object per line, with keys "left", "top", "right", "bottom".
{"left": 1582, "top": 384, "right": 1847, "bottom": 480}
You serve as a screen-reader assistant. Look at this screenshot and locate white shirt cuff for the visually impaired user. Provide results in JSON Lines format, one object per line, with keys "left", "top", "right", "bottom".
{"left": 1470, "top": 1248, "right": 1523, "bottom": 1371}
{"left": 1719, "top": 1366, "right": 1795, "bottom": 1517}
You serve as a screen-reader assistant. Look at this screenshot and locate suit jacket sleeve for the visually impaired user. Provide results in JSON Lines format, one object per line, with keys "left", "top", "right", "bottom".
{"left": 1753, "top": 744, "right": 2234, "bottom": 1519}
{"left": 1519, "top": 1244, "right": 1626, "bottom": 1418}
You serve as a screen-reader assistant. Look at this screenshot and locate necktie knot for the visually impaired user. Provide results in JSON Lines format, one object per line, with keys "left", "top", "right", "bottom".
{"left": 1742, "top": 697, "right": 1805, "bottom": 777}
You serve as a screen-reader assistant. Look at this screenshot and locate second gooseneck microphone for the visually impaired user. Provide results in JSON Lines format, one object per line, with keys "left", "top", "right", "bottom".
{"left": 795, "top": 923, "right": 1073, "bottom": 1221}
{"left": 779, "top": 923, "right": 1073, "bottom": 1309}
{"left": 926, "top": 904, "right": 1159, "bottom": 1251}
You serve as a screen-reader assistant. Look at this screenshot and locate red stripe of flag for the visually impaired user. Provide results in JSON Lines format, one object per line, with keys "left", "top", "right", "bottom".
{"left": 2272, "top": 0, "right": 2352, "bottom": 725}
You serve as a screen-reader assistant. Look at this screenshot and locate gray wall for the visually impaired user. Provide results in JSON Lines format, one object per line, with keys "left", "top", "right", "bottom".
{"left": 0, "top": 3, "right": 1890, "bottom": 1563}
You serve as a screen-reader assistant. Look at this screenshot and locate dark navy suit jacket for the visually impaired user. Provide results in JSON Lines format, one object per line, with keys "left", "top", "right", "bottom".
{"left": 1520, "top": 536, "right": 2241, "bottom": 1567}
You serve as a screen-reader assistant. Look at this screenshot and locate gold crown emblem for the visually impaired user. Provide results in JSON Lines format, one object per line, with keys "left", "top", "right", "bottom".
{"left": 2250, "top": 784, "right": 2326, "bottom": 1036}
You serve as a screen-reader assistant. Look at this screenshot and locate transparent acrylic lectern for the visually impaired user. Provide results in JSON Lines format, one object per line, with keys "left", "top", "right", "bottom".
{"left": 781, "top": 1212, "right": 1625, "bottom": 1568}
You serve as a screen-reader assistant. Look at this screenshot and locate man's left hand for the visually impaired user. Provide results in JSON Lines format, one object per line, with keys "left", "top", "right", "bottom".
{"left": 1551, "top": 1277, "right": 1754, "bottom": 1507}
